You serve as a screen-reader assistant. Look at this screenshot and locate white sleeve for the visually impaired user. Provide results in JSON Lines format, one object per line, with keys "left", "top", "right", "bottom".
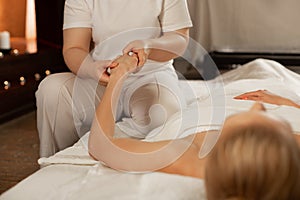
{"left": 159, "top": 0, "right": 193, "bottom": 32}
{"left": 63, "top": 0, "right": 93, "bottom": 30}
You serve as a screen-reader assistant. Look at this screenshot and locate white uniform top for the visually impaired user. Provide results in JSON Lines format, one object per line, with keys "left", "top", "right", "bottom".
{"left": 63, "top": 0, "right": 193, "bottom": 75}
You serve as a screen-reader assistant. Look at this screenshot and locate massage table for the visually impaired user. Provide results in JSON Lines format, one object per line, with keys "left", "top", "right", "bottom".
{"left": 1, "top": 59, "right": 300, "bottom": 200}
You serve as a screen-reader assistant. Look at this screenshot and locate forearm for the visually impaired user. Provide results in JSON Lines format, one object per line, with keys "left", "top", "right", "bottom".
{"left": 234, "top": 90, "right": 300, "bottom": 109}
{"left": 270, "top": 96, "right": 300, "bottom": 109}
{"left": 283, "top": 99, "right": 300, "bottom": 109}
{"left": 147, "top": 30, "right": 189, "bottom": 62}
{"left": 63, "top": 47, "right": 91, "bottom": 77}
{"left": 93, "top": 72, "right": 127, "bottom": 137}
{"left": 91, "top": 54, "right": 141, "bottom": 137}
{"left": 63, "top": 28, "right": 101, "bottom": 80}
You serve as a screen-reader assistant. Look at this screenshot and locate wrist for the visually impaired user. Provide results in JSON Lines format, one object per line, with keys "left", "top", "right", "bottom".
{"left": 282, "top": 98, "right": 300, "bottom": 109}
{"left": 109, "top": 69, "right": 128, "bottom": 83}
{"left": 290, "top": 100, "right": 300, "bottom": 109}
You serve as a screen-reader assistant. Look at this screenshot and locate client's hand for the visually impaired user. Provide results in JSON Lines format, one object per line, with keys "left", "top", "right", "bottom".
{"left": 110, "top": 54, "right": 139, "bottom": 77}
{"left": 234, "top": 90, "right": 300, "bottom": 108}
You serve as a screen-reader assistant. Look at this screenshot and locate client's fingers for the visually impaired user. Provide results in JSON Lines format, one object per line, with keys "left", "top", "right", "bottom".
{"left": 234, "top": 94, "right": 251, "bottom": 100}
{"left": 234, "top": 90, "right": 264, "bottom": 100}
{"left": 109, "top": 62, "right": 119, "bottom": 69}
{"left": 246, "top": 96, "right": 262, "bottom": 101}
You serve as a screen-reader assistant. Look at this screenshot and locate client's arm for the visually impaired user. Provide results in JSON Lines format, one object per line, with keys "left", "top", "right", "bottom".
{"left": 234, "top": 90, "right": 300, "bottom": 109}
{"left": 88, "top": 54, "right": 204, "bottom": 177}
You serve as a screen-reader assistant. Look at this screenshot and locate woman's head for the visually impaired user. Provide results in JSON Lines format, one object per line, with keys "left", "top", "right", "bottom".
{"left": 205, "top": 102, "right": 300, "bottom": 200}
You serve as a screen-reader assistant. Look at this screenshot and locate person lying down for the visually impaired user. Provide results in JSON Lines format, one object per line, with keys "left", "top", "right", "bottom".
{"left": 88, "top": 54, "right": 300, "bottom": 199}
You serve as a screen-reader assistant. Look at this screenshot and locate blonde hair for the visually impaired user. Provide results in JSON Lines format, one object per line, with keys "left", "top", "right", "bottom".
{"left": 205, "top": 122, "right": 300, "bottom": 200}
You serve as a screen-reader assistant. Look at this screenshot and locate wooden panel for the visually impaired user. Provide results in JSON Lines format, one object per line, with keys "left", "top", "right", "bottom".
{"left": 0, "top": 0, "right": 26, "bottom": 37}
{"left": 0, "top": 48, "right": 68, "bottom": 123}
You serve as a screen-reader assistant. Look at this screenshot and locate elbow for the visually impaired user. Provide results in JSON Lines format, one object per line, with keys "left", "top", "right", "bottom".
{"left": 88, "top": 130, "right": 98, "bottom": 160}
{"left": 88, "top": 124, "right": 114, "bottom": 164}
{"left": 62, "top": 45, "right": 68, "bottom": 57}
{"left": 173, "top": 28, "right": 190, "bottom": 56}
{"left": 88, "top": 127, "right": 106, "bottom": 162}
{"left": 178, "top": 35, "right": 189, "bottom": 56}
{"left": 169, "top": 31, "right": 190, "bottom": 57}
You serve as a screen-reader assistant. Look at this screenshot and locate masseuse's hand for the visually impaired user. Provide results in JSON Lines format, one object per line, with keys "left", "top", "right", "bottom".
{"left": 234, "top": 90, "right": 300, "bottom": 108}
{"left": 95, "top": 60, "right": 118, "bottom": 86}
{"left": 123, "top": 40, "right": 151, "bottom": 68}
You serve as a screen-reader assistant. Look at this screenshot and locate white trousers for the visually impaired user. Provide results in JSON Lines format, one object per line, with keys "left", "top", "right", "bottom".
{"left": 36, "top": 69, "right": 187, "bottom": 157}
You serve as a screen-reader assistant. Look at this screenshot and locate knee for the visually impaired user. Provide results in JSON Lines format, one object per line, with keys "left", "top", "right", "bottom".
{"left": 129, "top": 84, "right": 182, "bottom": 129}
{"left": 36, "top": 72, "right": 75, "bottom": 106}
{"left": 157, "top": 84, "right": 183, "bottom": 117}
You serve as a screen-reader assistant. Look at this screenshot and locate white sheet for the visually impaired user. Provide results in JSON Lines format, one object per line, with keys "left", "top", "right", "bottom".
{"left": 1, "top": 59, "right": 300, "bottom": 200}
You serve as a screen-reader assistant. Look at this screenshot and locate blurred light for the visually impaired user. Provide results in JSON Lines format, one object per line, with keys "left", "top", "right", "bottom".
{"left": 20, "top": 76, "right": 26, "bottom": 86}
{"left": 4, "top": 81, "right": 11, "bottom": 90}
{"left": 12, "top": 49, "right": 19, "bottom": 56}
{"left": 45, "top": 70, "right": 51, "bottom": 76}
{"left": 26, "top": 0, "right": 37, "bottom": 53}
{"left": 34, "top": 73, "right": 41, "bottom": 81}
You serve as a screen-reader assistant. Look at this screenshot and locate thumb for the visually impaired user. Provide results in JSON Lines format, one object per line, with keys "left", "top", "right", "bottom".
{"left": 109, "top": 62, "right": 119, "bottom": 69}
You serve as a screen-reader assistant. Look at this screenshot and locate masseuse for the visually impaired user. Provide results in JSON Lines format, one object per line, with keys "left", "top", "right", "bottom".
{"left": 36, "top": 0, "right": 193, "bottom": 157}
